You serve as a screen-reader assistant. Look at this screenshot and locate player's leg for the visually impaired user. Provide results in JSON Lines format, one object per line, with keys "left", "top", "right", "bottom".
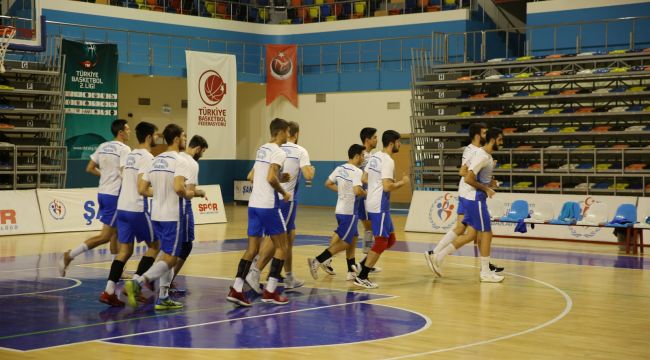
{"left": 227, "top": 207, "right": 263, "bottom": 306}
{"left": 171, "top": 210, "right": 194, "bottom": 294}
{"left": 283, "top": 229, "right": 304, "bottom": 288}
{"left": 354, "top": 212, "right": 394, "bottom": 289}
{"left": 308, "top": 215, "right": 355, "bottom": 279}
{"left": 474, "top": 199, "right": 503, "bottom": 282}
{"left": 246, "top": 236, "right": 273, "bottom": 295}
{"left": 261, "top": 208, "right": 290, "bottom": 304}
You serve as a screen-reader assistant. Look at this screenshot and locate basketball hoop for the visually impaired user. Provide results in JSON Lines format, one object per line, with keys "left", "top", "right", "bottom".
{"left": 0, "top": 26, "right": 16, "bottom": 73}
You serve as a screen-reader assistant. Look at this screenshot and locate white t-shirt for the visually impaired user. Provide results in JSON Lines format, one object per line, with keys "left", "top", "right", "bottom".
{"left": 117, "top": 148, "right": 154, "bottom": 213}
{"left": 360, "top": 150, "right": 373, "bottom": 191}
{"left": 458, "top": 144, "right": 480, "bottom": 199}
{"left": 328, "top": 163, "right": 363, "bottom": 215}
{"left": 142, "top": 151, "right": 191, "bottom": 222}
{"left": 249, "top": 143, "right": 287, "bottom": 209}
{"left": 458, "top": 148, "right": 494, "bottom": 201}
{"left": 280, "top": 141, "right": 311, "bottom": 199}
{"left": 365, "top": 151, "right": 394, "bottom": 213}
{"left": 90, "top": 141, "right": 131, "bottom": 196}
{"left": 178, "top": 152, "right": 199, "bottom": 210}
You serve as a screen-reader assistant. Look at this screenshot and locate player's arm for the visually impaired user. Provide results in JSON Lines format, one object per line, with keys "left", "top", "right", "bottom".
{"left": 361, "top": 171, "right": 368, "bottom": 184}
{"left": 301, "top": 165, "right": 315, "bottom": 181}
{"left": 464, "top": 170, "right": 495, "bottom": 198}
{"left": 382, "top": 174, "right": 409, "bottom": 192}
{"left": 174, "top": 176, "right": 196, "bottom": 199}
{"left": 188, "top": 183, "right": 206, "bottom": 198}
{"left": 459, "top": 164, "right": 468, "bottom": 177}
{"left": 137, "top": 174, "right": 153, "bottom": 197}
{"left": 353, "top": 185, "right": 366, "bottom": 197}
{"left": 325, "top": 178, "right": 338, "bottom": 192}
{"left": 85, "top": 160, "right": 101, "bottom": 177}
{"left": 268, "top": 163, "right": 291, "bottom": 201}
{"left": 247, "top": 167, "right": 254, "bottom": 182}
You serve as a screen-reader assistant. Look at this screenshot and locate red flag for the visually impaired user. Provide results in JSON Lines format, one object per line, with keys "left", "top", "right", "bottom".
{"left": 266, "top": 44, "right": 298, "bottom": 107}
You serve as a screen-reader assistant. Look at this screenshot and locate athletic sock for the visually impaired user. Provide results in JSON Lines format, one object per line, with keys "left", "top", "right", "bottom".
{"left": 105, "top": 280, "right": 116, "bottom": 295}
{"left": 233, "top": 277, "right": 245, "bottom": 292}
{"left": 316, "top": 249, "right": 332, "bottom": 264}
{"left": 136, "top": 256, "right": 155, "bottom": 276}
{"left": 159, "top": 269, "right": 173, "bottom": 299}
{"left": 233, "top": 259, "right": 253, "bottom": 292}
{"left": 69, "top": 243, "right": 89, "bottom": 259}
{"left": 140, "top": 261, "right": 169, "bottom": 284}
{"left": 480, "top": 257, "right": 491, "bottom": 273}
{"left": 106, "top": 260, "right": 126, "bottom": 292}
{"left": 436, "top": 243, "right": 457, "bottom": 264}
{"left": 359, "top": 264, "right": 371, "bottom": 280}
{"left": 346, "top": 258, "right": 356, "bottom": 272}
{"left": 266, "top": 258, "right": 284, "bottom": 293}
{"left": 434, "top": 230, "right": 458, "bottom": 253}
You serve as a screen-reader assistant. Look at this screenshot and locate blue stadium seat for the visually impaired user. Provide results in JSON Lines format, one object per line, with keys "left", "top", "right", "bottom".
{"left": 499, "top": 200, "right": 529, "bottom": 222}
{"left": 606, "top": 204, "right": 637, "bottom": 227}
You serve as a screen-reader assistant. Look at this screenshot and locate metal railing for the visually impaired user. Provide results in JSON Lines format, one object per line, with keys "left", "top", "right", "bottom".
{"left": 430, "top": 15, "right": 650, "bottom": 65}
{"left": 73, "top": 0, "right": 471, "bottom": 24}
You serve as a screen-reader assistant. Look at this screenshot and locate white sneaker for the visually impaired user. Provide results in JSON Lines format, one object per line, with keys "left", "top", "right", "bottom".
{"left": 424, "top": 251, "right": 436, "bottom": 273}
{"left": 346, "top": 272, "right": 356, "bottom": 281}
{"left": 284, "top": 274, "right": 304, "bottom": 289}
{"left": 480, "top": 271, "right": 505, "bottom": 283}
{"left": 321, "top": 258, "right": 336, "bottom": 275}
{"left": 354, "top": 276, "right": 378, "bottom": 289}
{"left": 307, "top": 258, "right": 319, "bottom": 280}
{"left": 245, "top": 268, "right": 262, "bottom": 294}
{"left": 431, "top": 255, "right": 442, "bottom": 277}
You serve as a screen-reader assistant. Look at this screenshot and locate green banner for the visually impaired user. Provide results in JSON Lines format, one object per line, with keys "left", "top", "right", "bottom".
{"left": 62, "top": 39, "right": 118, "bottom": 159}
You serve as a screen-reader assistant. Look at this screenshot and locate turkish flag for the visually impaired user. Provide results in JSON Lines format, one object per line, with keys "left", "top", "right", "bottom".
{"left": 266, "top": 44, "right": 298, "bottom": 107}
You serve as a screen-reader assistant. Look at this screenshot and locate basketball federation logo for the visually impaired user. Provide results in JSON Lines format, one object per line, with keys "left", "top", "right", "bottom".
{"left": 80, "top": 44, "right": 98, "bottom": 69}
{"left": 269, "top": 52, "right": 293, "bottom": 80}
{"left": 48, "top": 200, "right": 66, "bottom": 221}
{"left": 198, "top": 70, "right": 227, "bottom": 106}
{"left": 428, "top": 193, "right": 457, "bottom": 231}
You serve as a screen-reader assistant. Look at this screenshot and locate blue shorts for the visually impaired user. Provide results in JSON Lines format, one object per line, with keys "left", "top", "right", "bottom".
{"left": 335, "top": 214, "right": 359, "bottom": 244}
{"left": 279, "top": 201, "right": 297, "bottom": 232}
{"left": 98, "top": 194, "right": 118, "bottom": 227}
{"left": 357, "top": 197, "right": 369, "bottom": 221}
{"left": 459, "top": 196, "right": 491, "bottom": 232}
{"left": 247, "top": 207, "right": 286, "bottom": 237}
{"left": 154, "top": 219, "right": 187, "bottom": 257}
{"left": 117, "top": 210, "right": 154, "bottom": 244}
{"left": 368, "top": 212, "right": 394, "bottom": 238}
{"left": 457, "top": 197, "right": 465, "bottom": 215}
{"left": 185, "top": 206, "right": 195, "bottom": 242}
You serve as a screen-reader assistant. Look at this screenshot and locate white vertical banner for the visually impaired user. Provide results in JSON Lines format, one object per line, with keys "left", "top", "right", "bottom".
{"left": 186, "top": 50, "right": 237, "bottom": 159}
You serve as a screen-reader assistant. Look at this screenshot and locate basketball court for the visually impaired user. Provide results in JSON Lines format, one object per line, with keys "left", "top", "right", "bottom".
{"left": 1, "top": 205, "right": 649, "bottom": 359}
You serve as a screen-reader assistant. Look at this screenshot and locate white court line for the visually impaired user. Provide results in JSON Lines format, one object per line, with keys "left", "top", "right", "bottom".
{"left": 0, "top": 277, "right": 82, "bottom": 298}
{"left": 0, "top": 266, "right": 57, "bottom": 273}
{"left": 382, "top": 263, "right": 573, "bottom": 360}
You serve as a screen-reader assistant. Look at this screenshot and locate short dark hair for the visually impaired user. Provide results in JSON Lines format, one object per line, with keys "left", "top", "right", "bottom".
{"left": 111, "top": 119, "right": 128, "bottom": 137}
{"left": 188, "top": 135, "right": 208, "bottom": 149}
{"left": 382, "top": 130, "right": 400, "bottom": 148}
{"left": 162, "top": 124, "right": 184, "bottom": 145}
{"left": 288, "top": 121, "right": 300, "bottom": 137}
{"left": 486, "top": 127, "right": 503, "bottom": 143}
{"left": 348, "top": 144, "right": 365, "bottom": 159}
{"left": 135, "top": 121, "right": 157, "bottom": 144}
{"left": 270, "top": 118, "right": 289, "bottom": 137}
{"left": 468, "top": 122, "right": 487, "bottom": 141}
{"left": 360, "top": 127, "right": 377, "bottom": 143}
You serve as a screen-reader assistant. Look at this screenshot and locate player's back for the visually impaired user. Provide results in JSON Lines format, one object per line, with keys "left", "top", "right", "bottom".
{"left": 117, "top": 149, "right": 153, "bottom": 213}
{"left": 249, "top": 143, "right": 285, "bottom": 209}
{"left": 331, "top": 164, "right": 362, "bottom": 215}
{"left": 365, "top": 152, "right": 393, "bottom": 213}
{"left": 92, "top": 141, "right": 131, "bottom": 195}
{"left": 148, "top": 151, "right": 185, "bottom": 222}
{"left": 280, "top": 142, "right": 309, "bottom": 199}
{"left": 458, "top": 143, "right": 480, "bottom": 192}
{"left": 458, "top": 148, "right": 491, "bottom": 201}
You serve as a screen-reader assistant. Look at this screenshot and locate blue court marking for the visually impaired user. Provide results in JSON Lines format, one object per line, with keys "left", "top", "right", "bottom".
{"left": 0, "top": 271, "right": 425, "bottom": 351}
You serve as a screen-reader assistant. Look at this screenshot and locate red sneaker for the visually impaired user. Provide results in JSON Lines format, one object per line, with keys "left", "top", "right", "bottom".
{"left": 226, "top": 287, "right": 251, "bottom": 307}
{"left": 99, "top": 291, "right": 125, "bottom": 307}
{"left": 261, "top": 290, "right": 289, "bottom": 305}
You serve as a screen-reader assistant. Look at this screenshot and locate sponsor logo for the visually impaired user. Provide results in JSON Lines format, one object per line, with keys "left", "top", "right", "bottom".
{"left": 152, "top": 158, "right": 169, "bottom": 170}
{"left": 198, "top": 196, "right": 219, "bottom": 214}
{"left": 427, "top": 193, "right": 457, "bottom": 231}
{"left": 0, "top": 209, "right": 18, "bottom": 231}
{"left": 48, "top": 200, "right": 67, "bottom": 220}
{"left": 269, "top": 52, "right": 293, "bottom": 80}
{"left": 80, "top": 44, "right": 98, "bottom": 69}
{"left": 569, "top": 197, "right": 601, "bottom": 239}
{"left": 83, "top": 201, "right": 100, "bottom": 226}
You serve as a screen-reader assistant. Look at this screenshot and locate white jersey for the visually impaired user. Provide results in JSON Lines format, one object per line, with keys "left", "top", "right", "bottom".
{"left": 90, "top": 141, "right": 131, "bottom": 196}
{"left": 249, "top": 142, "right": 287, "bottom": 209}
{"left": 360, "top": 150, "right": 372, "bottom": 170}
{"left": 365, "top": 151, "right": 394, "bottom": 213}
{"left": 116, "top": 149, "right": 154, "bottom": 213}
{"left": 178, "top": 152, "right": 199, "bottom": 210}
{"left": 458, "top": 148, "right": 494, "bottom": 201}
{"left": 328, "top": 163, "right": 363, "bottom": 215}
{"left": 457, "top": 144, "right": 481, "bottom": 199}
{"left": 142, "top": 151, "right": 191, "bottom": 222}
{"left": 280, "top": 141, "right": 311, "bottom": 199}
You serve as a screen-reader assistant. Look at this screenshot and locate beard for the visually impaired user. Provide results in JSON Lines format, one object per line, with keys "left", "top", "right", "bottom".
{"left": 392, "top": 146, "right": 400, "bottom": 154}
{"left": 492, "top": 143, "right": 500, "bottom": 151}
{"left": 480, "top": 137, "right": 487, "bottom": 146}
{"left": 193, "top": 152, "right": 202, "bottom": 161}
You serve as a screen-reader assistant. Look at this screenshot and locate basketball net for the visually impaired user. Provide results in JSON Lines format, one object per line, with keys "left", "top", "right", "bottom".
{"left": 0, "top": 26, "right": 16, "bottom": 73}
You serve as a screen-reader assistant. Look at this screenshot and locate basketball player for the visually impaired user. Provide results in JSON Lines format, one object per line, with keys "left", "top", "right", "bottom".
{"left": 247, "top": 121, "right": 314, "bottom": 291}
{"left": 425, "top": 123, "right": 504, "bottom": 273}
{"left": 431, "top": 128, "right": 504, "bottom": 283}
{"left": 226, "top": 118, "right": 291, "bottom": 307}
{"left": 307, "top": 144, "right": 366, "bottom": 281}
{"left": 170, "top": 135, "right": 209, "bottom": 293}
{"left": 124, "top": 124, "right": 205, "bottom": 310}
{"left": 355, "top": 130, "right": 409, "bottom": 289}
{"left": 59, "top": 119, "right": 131, "bottom": 277}
{"left": 99, "top": 121, "right": 159, "bottom": 307}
